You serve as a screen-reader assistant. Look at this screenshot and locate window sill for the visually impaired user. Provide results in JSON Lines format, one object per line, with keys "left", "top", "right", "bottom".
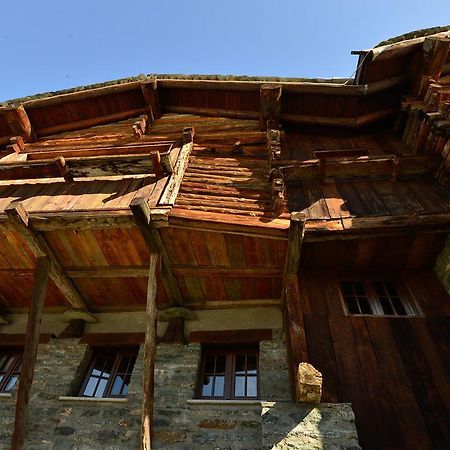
{"left": 0, "top": 393, "right": 12, "bottom": 399}
{"left": 187, "top": 399, "right": 263, "bottom": 406}
{"left": 58, "top": 396, "right": 128, "bottom": 404}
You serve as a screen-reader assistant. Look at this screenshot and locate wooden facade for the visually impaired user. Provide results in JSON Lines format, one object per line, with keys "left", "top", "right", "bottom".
{"left": 1, "top": 28, "right": 450, "bottom": 449}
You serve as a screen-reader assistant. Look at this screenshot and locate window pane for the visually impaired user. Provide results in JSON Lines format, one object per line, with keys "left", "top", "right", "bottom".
{"left": 346, "top": 297, "right": 359, "bottom": 314}
{"left": 4, "top": 375, "right": 19, "bottom": 392}
{"left": 374, "top": 282, "right": 385, "bottom": 297}
{"left": 246, "top": 377, "right": 257, "bottom": 397}
{"left": 204, "top": 355, "right": 216, "bottom": 374}
{"left": 82, "top": 377, "right": 98, "bottom": 397}
{"left": 215, "top": 356, "right": 226, "bottom": 375}
{"left": 213, "top": 375, "right": 224, "bottom": 396}
{"left": 111, "top": 376, "right": 124, "bottom": 396}
{"left": 121, "top": 374, "right": 131, "bottom": 396}
{"left": 234, "top": 376, "right": 245, "bottom": 397}
{"left": 235, "top": 355, "right": 246, "bottom": 375}
{"left": 392, "top": 297, "right": 407, "bottom": 316}
{"left": 247, "top": 355, "right": 257, "bottom": 375}
{"left": 380, "top": 297, "right": 394, "bottom": 315}
{"left": 359, "top": 297, "right": 372, "bottom": 314}
{"left": 385, "top": 282, "right": 398, "bottom": 297}
{"left": 353, "top": 282, "right": 365, "bottom": 296}
{"left": 202, "top": 375, "right": 213, "bottom": 396}
{"left": 95, "top": 378, "right": 108, "bottom": 398}
{"left": 341, "top": 282, "right": 353, "bottom": 295}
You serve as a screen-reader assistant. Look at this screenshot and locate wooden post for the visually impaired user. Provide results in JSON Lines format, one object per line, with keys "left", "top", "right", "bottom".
{"left": 282, "top": 214, "right": 310, "bottom": 401}
{"left": 259, "top": 84, "right": 282, "bottom": 131}
{"left": 11, "top": 257, "right": 50, "bottom": 450}
{"left": 130, "top": 197, "right": 183, "bottom": 305}
{"left": 141, "top": 252, "right": 159, "bottom": 450}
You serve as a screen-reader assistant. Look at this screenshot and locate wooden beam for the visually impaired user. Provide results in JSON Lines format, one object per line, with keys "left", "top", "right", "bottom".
{"left": 58, "top": 319, "right": 85, "bottom": 339}
{"left": 141, "top": 252, "right": 158, "bottom": 450}
{"left": 160, "top": 317, "right": 186, "bottom": 344}
{"left": 284, "top": 214, "right": 306, "bottom": 276}
{"left": 4, "top": 201, "right": 90, "bottom": 312}
{"left": 283, "top": 216, "right": 309, "bottom": 401}
{"left": 141, "top": 80, "right": 162, "bottom": 119}
{"left": 414, "top": 37, "right": 450, "bottom": 96}
{"left": 158, "top": 140, "right": 193, "bottom": 206}
{"left": 130, "top": 197, "right": 183, "bottom": 306}
{"left": 11, "top": 257, "right": 50, "bottom": 450}
{"left": 35, "top": 108, "right": 147, "bottom": 137}
{"left": 189, "top": 329, "right": 272, "bottom": 344}
{"left": 2, "top": 106, "right": 36, "bottom": 142}
{"left": 259, "top": 84, "right": 282, "bottom": 130}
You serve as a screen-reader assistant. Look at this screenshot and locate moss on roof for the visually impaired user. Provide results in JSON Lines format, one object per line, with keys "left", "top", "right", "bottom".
{"left": 375, "top": 25, "right": 450, "bottom": 48}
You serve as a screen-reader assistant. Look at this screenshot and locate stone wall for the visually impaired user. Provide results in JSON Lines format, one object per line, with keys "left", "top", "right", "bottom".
{"left": 435, "top": 235, "right": 450, "bottom": 295}
{"left": 0, "top": 330, "right": 360, "bottom": 449}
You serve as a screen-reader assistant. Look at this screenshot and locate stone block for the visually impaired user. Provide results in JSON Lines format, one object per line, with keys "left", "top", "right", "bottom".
{"left": 296, "top": 362, "right": 323, "bottom": 403}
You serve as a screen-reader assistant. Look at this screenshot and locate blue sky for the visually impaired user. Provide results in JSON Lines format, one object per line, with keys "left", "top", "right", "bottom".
{"left": 1, "top": 1, "right": 449, "bottom": 101}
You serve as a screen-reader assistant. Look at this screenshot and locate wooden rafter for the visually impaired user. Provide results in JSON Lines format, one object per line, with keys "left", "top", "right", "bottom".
{"left": 12, "top": 257, "right": 50, "bottom": 450}
{"left": 413, "top": 37, "right": 450, "bottom": 97}
{"left": 141, "top": 79, "right": 162, "bottom": 119}
{"left": 130, "top": 197, "right": 183, "bottom": 306}
{"left": 4, "top": 201, "right": 92, "bottom": 313}
{"left": 259, "top": 84, "right": 282, "bottom": 131}
{"left": 2, "top": 106, "right": 36, "bottom": 143}
{"left": 141, "top": 252, "right": 158, "bottom": 450}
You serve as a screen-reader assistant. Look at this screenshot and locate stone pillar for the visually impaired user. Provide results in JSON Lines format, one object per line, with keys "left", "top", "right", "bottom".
{"left": 259, "top": 328, "right": 290, "bottom": 401}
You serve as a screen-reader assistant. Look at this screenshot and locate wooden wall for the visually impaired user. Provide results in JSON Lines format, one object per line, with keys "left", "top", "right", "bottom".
{"left": 297, "top": 269, "right": 450, "bottom": 450}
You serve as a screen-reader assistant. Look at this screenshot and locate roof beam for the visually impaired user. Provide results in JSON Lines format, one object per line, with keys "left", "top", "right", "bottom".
{"left": 141, "top": 80, "right": 162, "bottom": 119}
{"left": 4, "top": 201, "right": 92, "bottom": 314}
{"left": 130, "top": 197, "right": 183, "bottom": 306}
{"left": 414, "top": 37, "right": 450, "bottom": 96}
{"left": 2, "top": 106, "right": 36, "bottom": 142}
{"left": 12, "top": 257, "right": 50, "bottom": 450}
{"left": 259, "top": 84, "right": 282, "bottom": 131}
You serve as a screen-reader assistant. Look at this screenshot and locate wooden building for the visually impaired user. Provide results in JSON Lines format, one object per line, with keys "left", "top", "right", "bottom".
{"left": 0, "top": 27, "right": 449, "bottom": 449}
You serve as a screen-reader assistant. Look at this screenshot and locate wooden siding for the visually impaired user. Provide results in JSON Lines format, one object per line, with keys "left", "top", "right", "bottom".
{"left": 297, "top": 269, "right": 450, "bottom": 450}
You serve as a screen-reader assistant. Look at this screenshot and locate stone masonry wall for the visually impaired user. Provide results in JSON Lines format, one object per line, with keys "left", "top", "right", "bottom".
{"left": 0, "top": 330, "right": 360, "bottom": 449}
{"left": 435, "top": 235, "right": 450, "bottom": 295}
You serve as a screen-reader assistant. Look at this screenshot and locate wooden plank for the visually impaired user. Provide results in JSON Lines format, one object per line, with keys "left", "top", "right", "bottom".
{"left": 329, "top": 316, "right": 380, "bottom": 449}
{"left": 12, "top": 257, "right": 50, "bottom": 450}
{"left": 158, "top": 142, "right": 193, "bottom": 205}
{"left": 141, "top": 252, "right": 158, "bottom": 450}
{"left": 4, "top": 201, "right": 90, "bottom": 312}
{"left": 390, "top": 319, "right": 450, "bottom": 449}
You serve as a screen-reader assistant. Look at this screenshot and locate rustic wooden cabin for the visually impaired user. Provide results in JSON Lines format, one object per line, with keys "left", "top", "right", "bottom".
{"left": 0, "top": 27, "right": 449, "bottom": 449}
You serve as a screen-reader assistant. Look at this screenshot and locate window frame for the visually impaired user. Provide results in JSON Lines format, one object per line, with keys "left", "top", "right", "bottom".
{"left": 0, "top": 349, "right": 22, "bottom": 393}
{"left": 196, "top": 345, "right": 259, "bottom": 400}
{"left": 78, "top": 347, "right": 138, "bottom": 399}
{"left": 339, "top": 276, "right": 422, "bottom": 318}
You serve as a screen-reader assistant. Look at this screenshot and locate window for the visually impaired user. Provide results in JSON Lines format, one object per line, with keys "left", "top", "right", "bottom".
{"left": 0, "top": 351, "right": 21, "bottom": 393}
{"left": 79, "top": 348, "right": 137, "bottom": 398}
{"left": 197, "top": 346, "right": 259, "bottom": 400}
{"left": 340, "top": 279, "right": 420, "bottom": 317}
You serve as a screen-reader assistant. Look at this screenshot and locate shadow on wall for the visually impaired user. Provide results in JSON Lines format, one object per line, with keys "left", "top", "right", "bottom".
{"left": 261, "top": 401, "right": 361, "bottom": 450}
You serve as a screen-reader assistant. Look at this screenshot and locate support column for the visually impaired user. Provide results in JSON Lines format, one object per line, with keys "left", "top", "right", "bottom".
{"left": 11, "top": 257, "right": 50, "bottom": 450}
{"left": 141, "top": 252, "right": 159, "bottom": 450}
